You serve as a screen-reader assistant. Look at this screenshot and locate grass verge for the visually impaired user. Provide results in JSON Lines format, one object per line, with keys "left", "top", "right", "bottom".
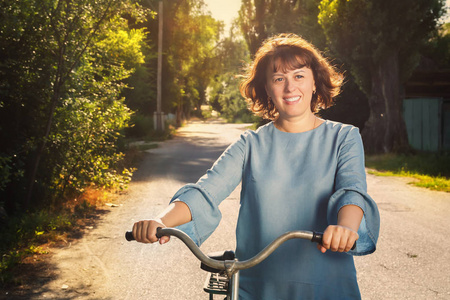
{"left": 0, "top": 188, "right": 116, "bottom": 288}
{"left": 365, "top": 153, "right": 450, "bottom": 192}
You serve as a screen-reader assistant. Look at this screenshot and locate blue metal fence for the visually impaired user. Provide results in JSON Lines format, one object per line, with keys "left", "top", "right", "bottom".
{"left": 403, "top": 98, "right": 449, "bottom": 152}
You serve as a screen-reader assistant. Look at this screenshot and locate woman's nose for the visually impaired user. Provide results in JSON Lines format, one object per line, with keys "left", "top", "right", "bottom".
{"left": 284, "top": 78, "right": 295, "bottom": 92}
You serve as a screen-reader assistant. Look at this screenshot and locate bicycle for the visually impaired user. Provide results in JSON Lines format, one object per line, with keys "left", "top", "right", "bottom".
{"left": 126, "top": 227, "right": 353, "bottom": 299}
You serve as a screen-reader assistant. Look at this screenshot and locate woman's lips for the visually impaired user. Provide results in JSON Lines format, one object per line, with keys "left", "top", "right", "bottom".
{"left": 283, "top": 96, "right": 301, "bottom": 104}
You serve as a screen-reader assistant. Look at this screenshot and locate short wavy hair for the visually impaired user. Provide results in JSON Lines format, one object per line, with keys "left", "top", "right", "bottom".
{"left": 240, "top": 33, "right": 343, "bottom": 120}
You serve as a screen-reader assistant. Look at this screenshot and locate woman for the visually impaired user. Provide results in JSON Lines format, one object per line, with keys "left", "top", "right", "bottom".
{"left": 133, "top": 33, "right": 380, "bottom": 299}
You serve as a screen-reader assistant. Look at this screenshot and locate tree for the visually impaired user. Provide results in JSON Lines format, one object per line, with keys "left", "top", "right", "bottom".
{"left": 208, "top": 23, "right": 254, "bottom": 122}
{"left": 136, "top": 0, "right": 222, "bottom": 125}
{"left": 239, "top": 0, "right": 327, "bottom": 56}
{"left": 319, "top": 0, "right": 445, "bottom": 153}
{"left": 0, "top": 0, "right": 148, "bottom": 211}
{"left": 166, "top": 0, "right": 223, "bottom": 123}
{"left": 421, "top": 22, "right": 450, "bottom": 68}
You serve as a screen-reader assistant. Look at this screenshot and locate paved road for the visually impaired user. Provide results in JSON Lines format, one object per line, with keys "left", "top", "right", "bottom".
{"left": 14, "top": 120, "right": 450, "bottom": 299}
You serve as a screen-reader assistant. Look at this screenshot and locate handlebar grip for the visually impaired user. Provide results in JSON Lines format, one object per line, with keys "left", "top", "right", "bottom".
{"left": 155, "top": 227, "right": 164, "bottom": 239}
{"left": 311, "top": 231, "right": 356, "bottom": 251}
{"left": 125, "top": 227, "right": 165, "bottom": 241}
{"left": 125, "top": 231, "right": 135, "bottom": 241}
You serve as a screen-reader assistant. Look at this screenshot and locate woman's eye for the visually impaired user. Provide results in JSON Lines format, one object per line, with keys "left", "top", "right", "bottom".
{"left": 295, "top": 75, "right": 304, "bottom": 79}
{"left": 274, "top": 78, "right": 283, "bottom": 82}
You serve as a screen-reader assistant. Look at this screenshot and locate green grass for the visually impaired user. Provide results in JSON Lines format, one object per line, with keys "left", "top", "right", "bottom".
{"left": 133, "top": 142, "right": 158, "bottom": 151}
{"left": 365, "top": 153, "right": 450, "bottom": 192}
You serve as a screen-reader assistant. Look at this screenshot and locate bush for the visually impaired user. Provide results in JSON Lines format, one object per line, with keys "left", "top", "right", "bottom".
{"left": 126, "top": 114, "right": 154, "bottom": 138}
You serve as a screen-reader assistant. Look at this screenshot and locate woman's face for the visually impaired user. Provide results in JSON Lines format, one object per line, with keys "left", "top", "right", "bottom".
{"left": 265, "top": 58, "right": 316, "bottom": 122}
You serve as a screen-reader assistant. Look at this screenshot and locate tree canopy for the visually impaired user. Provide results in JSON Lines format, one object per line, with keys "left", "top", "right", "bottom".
{"left": 239, "top": 0, "right": 326, "bottom": 55}
{"left": 0, "top": 0, "right": 149, "bottom": 212}
{"left": 319, "top": 0, "right": 445, "bottom": 153}
{"left": 237, "top": 0, "right": 446, "bottom": 153}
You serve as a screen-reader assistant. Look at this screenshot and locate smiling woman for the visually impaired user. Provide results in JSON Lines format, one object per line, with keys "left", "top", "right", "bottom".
{"left": 240, "top": 33, "right": 343, "bottom": 132}
{"left": 131, "top": 33, "right": 380, "bottom": 300}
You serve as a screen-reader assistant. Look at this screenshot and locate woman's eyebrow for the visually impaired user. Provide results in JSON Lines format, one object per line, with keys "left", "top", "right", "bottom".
{"left": 271, "top": 67, "right": 308, "bottom": 77}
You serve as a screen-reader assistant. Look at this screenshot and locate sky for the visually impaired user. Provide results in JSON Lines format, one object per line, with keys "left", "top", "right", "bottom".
{"left": 203, "top": 0, "right": 242, "bottom": 32}
{"left": 204, "top": 0, "right": 450, "bottom": 28}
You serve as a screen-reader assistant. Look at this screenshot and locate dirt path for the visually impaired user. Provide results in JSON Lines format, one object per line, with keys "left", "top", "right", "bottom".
{"left": 356, "top": 173, "right": 450, "bottom": 299}
{"left": 3, "top": 120, "right": 449, "bottom": 299}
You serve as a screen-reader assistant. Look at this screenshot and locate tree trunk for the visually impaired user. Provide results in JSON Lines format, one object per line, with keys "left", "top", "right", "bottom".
{"left": 24, "top": 90, "right": 59, "bottom": 209}
{"left": 362, "top": 51, "right": 409, "bottom": 153}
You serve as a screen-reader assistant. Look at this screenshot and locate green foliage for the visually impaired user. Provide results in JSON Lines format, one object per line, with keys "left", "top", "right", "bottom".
{"left": 122, "top": 64, "right": 156, "bottom": 115}
{"left": 207, "top": 30, "right": 257, "bottom": 123}
{"left": 209, "top": 74, "right": 258, "bottom": 123}
{"left": 126, "top": 114, "right": 154, "bottom": 138}
{"left": 0, "top": 155, "right": 12, "bottom": 192}
{"left": 138, "top": 0, "right": 223, "bottom": 125}
{"left": 239, "top": 0, "right": 326, "bottom": 56}
{"left": 318, "top": 0, "right": 445, "bottom": 93}
{"left": 97, "top": 26, "right": 146, "bottom": 69}
{"left": 170, "top": 1, "right": 223, "bottom": 118}
{"left": 421, "top": 22, "right": 450, "bottom": 68}
{"left": 0, "top": 0, "right": 150, "bottom": 211}
{"left": 52, "top": 97, "right": 134, "bottom": 194}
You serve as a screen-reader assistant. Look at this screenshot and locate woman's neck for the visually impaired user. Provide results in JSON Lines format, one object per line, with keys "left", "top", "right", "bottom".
{"left": 274, "top": 114, "right": 320, "bottom": 133}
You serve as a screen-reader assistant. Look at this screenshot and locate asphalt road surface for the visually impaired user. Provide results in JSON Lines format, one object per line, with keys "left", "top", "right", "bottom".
{"left": 8, "top": 120, "right": 450, "bottom": 299}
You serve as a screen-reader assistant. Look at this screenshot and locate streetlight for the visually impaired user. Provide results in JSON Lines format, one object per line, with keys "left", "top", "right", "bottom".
{"left": 154, "top": 0, "right": 164, "bottom": 131}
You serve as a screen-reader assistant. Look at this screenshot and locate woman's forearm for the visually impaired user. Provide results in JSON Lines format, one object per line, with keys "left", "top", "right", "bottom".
{"left": 337, "top": 204, "right": 364, "bottom": 232}
{"left": 157, "top": 201, "right": 192, "bottom": 227}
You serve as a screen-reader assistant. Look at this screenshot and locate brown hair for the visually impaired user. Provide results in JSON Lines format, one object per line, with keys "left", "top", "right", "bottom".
{"left": 240, "top": 33, "right": 343, "bottom": 120}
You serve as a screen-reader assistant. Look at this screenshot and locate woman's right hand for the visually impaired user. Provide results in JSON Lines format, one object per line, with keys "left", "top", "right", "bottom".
{"left": 132, "top": 218, "right": 170, "bottom": 244}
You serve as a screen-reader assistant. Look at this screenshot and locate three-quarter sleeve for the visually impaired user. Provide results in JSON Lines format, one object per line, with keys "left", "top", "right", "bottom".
{"left": 327, "top": 127, "right": 380, "bottom": 256}
{"left": 170, "top": 132, "right": 247, "bottom": 246}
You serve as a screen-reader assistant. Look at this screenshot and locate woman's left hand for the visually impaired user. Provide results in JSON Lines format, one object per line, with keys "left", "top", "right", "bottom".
{"left": 317, "top": 225, "right": 359, "bottom": 253}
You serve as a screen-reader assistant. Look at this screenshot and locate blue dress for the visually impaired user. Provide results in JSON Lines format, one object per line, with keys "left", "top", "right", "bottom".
{"left": 171, "top": 121, "right": 380, "bottom": 299}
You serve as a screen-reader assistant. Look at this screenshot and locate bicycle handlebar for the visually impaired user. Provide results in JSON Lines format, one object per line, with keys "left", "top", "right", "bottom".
{"left": 125, "top": 227, "right": 352, "bottom": 274}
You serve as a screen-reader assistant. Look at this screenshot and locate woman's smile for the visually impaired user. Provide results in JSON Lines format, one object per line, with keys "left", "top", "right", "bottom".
{"left": 283, "top": 96, "right": 301, "bottom": 104}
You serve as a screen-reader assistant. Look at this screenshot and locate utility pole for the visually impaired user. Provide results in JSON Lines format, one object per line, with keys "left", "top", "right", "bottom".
{"left": 155, "top": 0, "right": 164, "bottom": 131}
